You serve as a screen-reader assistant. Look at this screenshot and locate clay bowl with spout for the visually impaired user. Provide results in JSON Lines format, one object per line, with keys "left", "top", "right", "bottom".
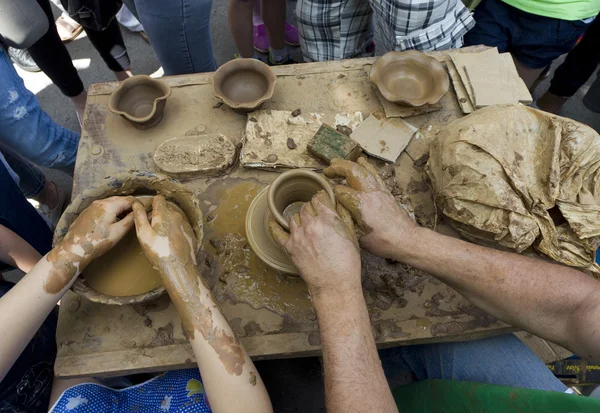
{"left": 370, "top": 50, "right": 449, "bottom": 106}
{"left": 53, "top": 171, "right": 203, "bottom": 305}
{"left": 246, "top": 169, "right": 335, "bottom": 275}
{"left": 108, "top": 75, "right": 171, "bottom": 129}
{"left": 212, "top": 58, "right": 277, "bottom": 113}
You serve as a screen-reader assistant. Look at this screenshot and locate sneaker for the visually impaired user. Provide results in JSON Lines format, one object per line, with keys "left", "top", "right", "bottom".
{"left": 284, "top": 22, "right": 300, "bottom": 47}
{"left": 268, "top": 52, "right": 296, "bottom": 66}
{"left": 30, "top": 182, "right": 70, "bottom": 229}
{"left": 253, "top": 23, "right": 270, "bottom": 54}
{"left": 8, "top": 47, "right": 40, "bottom": 72}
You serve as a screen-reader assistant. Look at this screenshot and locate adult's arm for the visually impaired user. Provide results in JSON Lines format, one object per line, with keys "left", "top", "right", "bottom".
{"left": 0, "top": 224, "right": 41, "bottom": 272}
{"left": 325, "top": 158, "right": 600, "bottom": 363}
{"left": 270, "top": 191, "right": 398, "bottom": 413}
{"left": 133, "top": 196, "right": 272, "bottom": 413}
{"left": 0, "top": 196, "right": 135, "bottom": 381}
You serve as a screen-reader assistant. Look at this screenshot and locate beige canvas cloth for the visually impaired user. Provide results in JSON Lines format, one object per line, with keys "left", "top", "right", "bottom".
{"left": 427, "top": 105, "right": 600, "bottom": 274}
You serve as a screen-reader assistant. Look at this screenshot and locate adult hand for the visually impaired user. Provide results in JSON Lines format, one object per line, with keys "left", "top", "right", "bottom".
{"left": 323, "top": 158, "right": 417, "bottom": 260}
{"left": 269, "top": 190, "right": 361, "bottom": 296}
{"left": 132, "top": 195, "right": 197, "bottom": 272}
{"left": 47, "top": 196, "right": 136, "bottom": 286}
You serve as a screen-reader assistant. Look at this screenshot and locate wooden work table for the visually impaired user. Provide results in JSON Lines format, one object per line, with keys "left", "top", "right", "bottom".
{"left": 55, "top": 47, "right": 517, "bottom": 379}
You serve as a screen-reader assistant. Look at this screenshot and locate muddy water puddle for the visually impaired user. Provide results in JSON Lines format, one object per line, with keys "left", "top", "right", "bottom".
{"left": 198, "top": 179, "right": 313, "bottom": 322}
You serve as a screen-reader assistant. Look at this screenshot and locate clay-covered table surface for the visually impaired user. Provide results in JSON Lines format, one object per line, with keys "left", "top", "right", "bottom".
{"left": 56, "top": 47, "right": 516, "bottom": 379}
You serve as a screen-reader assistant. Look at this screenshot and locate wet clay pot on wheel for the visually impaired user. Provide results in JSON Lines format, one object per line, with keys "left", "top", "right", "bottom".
{"left": 108, "top": 75, "right": 171, "bottom": 129}
{"left": 246, "top": 170, "right": 335, "bottom": 275}
{"left": 53, "top": 171, "right": 203, "bottom": 305}
{"left": 212, "top": 58, "right": 276, "bottom": 113}
{"left": 370, "top": 50, "right": 449, "bottom": 106}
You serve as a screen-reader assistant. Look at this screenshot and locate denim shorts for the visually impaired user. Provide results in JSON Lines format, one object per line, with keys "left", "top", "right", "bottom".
{"left": 464, "top": 0, "right": 590, "bottom": 68}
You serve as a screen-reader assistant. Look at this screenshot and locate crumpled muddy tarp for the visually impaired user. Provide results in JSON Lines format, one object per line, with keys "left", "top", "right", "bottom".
{"left": 427, "top": 105, "right": 600, "bottom": 274}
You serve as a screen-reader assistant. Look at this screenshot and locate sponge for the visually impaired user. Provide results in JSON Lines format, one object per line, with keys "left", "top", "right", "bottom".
{"left": 307, "top": 124, "right": 362, "bottom": 163}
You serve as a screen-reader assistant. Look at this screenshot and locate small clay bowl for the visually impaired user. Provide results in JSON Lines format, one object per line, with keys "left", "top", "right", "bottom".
{"left": 370, "top": 50, "right": 449, "bottom": 106}
{"left": 53, "top": 171, "right": 203, "bottom": 305}
{"left": 212, "top": 58, "right": 276, "bottom": 113}
{"left": 108, "top": 75, "right": 171, "bottom": 129}
{"left": 268, "top": 169, "right": 335, "bottom": 231}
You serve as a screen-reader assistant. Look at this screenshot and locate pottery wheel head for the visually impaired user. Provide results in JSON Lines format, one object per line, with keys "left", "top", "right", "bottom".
{"left": 246, "top": 187, "right": 298, "bottom": 275}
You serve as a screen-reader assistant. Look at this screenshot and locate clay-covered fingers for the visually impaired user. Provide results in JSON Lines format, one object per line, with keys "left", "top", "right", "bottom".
{"left": 323, "top": 158, "right": 385, "bottom": 191}
{"left": 132, "top": 201, "right": 154, "bottom": 243}
{"left": 108, "top": 212, "right": 134, "bottom": 243}
{"left": 269, "top": 216, "right": 290, "bottom": 248}
{"left": 332, "top": 185, "right": 365, "bottom": 228}
{"left": 336, "top": 203, "right": 359, "bottom": 247}
{"left": 150, "top": 195, "right": 169, "bottom": 228}
{"left": 101, "top": 196, "right": 137, "bottom": 217}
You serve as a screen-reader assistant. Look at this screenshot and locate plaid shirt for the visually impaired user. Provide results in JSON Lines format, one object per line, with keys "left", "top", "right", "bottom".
{"left": 296, "top": 0, "right": 475, "bottom": 61}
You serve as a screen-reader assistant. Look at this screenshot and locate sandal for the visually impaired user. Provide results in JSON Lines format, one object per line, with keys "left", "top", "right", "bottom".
{"left": 56, "top": 15, "right": 83, "bottom": 43}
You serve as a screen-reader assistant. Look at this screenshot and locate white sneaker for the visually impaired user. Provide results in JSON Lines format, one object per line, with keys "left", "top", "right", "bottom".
{"left": 29, "top": 182, "right": 70, "bottom": 229}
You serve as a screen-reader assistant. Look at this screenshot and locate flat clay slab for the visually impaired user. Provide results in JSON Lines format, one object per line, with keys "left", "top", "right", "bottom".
{"left": 241, "top": 109, "right": 363, "bottom": 169}
{"left": 464, "top": 54, "right": 532, "bottom": 107}
{"left": 449, "top": 49, "right": 501, "bottom": 106}
{"left": 154, "top": 134, "right": 237, "bottom": 177}
{"left": 350, "top": 107, "right": 417, "bottom": 163}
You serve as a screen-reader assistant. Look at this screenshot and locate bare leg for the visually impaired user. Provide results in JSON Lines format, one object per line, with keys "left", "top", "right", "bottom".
{"left": 261, "top": 0, "right": 286, "bottom": 51}
{"left": 70, "top": 90, "right": 87, "bottom": 125}
{"left": 512, "top": 54, "right": 545, "bottom": 89}
{"left": 114, "top": 69, "right": 133, "bottom": 81}
{"left": 228, "top": 0, "right": 255, "bottom": 58}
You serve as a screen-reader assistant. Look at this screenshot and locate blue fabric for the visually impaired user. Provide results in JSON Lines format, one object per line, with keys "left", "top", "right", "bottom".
{"left": 463, "top": 0, "right": 590, "bottom": 68}
{"left": 122, "top": 0, "right": 217, "bottom": 75}
{"left": 50, "top": 369, "right": 212, "bottom": 412}
{"left": 0, "top": 153, "right": 52, "bottom": 257}
{"left": 0, "top": 48, "right": 80, "bottom": 168}
{"left": 2, "top": 151, "right": 45, "bottom": 198}
{"left": 380, "top": 334, "right": 567, "bottom": 392}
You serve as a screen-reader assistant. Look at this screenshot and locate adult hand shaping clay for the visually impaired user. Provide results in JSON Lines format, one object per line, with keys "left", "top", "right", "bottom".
{"left": 46, "top": 196, "right": 136, "bottom": 294}
{"left": 269, "top": 190, "right": 359, "bottom": 295}
{"left": 323, "top": 158, "right": 417, "bottom": 260}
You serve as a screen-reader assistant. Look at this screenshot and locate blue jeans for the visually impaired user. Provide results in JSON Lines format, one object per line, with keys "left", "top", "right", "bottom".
{"left": 1, "top": 151, "right": 45, "bottom": 198}
{"left": 380, "top": 334, "right": 567, "bottom": 392}
{"left": 123, "top": 0, "right": 217, "bottom": 75}
{"left": 0, "top": 48, "right": 79, "bottom": 168}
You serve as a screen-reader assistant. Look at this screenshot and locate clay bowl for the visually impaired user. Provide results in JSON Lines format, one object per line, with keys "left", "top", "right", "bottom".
{"left": 246, "top": 170, "right": 335, "bottom": 275}
{"left": 212, "top": 58, "right": 276, "bottom": 113}
{"left": 53, "top": 171, "right": 203, "bottom": 305}
{"left": 108, "top": 75, "right": 171, "bottom": 129}
{"left": 370, "top": 50, "right": 449, "bottom": 106}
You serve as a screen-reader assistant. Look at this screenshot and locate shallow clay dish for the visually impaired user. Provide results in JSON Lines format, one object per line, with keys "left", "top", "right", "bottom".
{"left": 370, "top": 50, "right": 449, "bottom": 106}
{"left": 212, "top": 58, "right": 276, "bottom": 113}
{"left": 246, "top": 187, "right": 297, "bottom": 275}
{"left": 108, "top": 75, "right": 171, "bottom": 129}
{"left": 53, "top": 171, "right": 203, "bottom": 305}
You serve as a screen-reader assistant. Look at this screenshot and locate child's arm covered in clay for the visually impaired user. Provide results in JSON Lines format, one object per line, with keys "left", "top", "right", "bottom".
{"left": 0, "top": 197, "right": 136, "bottom": 382}
{"left": 133, "top": 196, "right": 272, "bottom": 413}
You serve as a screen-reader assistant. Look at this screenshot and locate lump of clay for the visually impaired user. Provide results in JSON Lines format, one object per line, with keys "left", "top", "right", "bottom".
{"left": 427, "top": 105, "right": 600, "bottom": 274}
{"left": 154, "top": 134, "right": 237, "bottom": 177}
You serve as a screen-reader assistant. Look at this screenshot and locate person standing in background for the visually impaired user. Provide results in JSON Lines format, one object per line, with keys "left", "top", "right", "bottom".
{"left": 122, "top": 0, "right": 217, "bottom": 75}
{"left": 228, "top": 0, "right": 291, "bottom": 64}
{"left": 536, "top": 15, "right": 600, "bottom": 113}
{"left": 463, "top": 0, "right": 599, "bottom": 88}
{"left": 296, "top": 0, "right": 475, "bottom": 62}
